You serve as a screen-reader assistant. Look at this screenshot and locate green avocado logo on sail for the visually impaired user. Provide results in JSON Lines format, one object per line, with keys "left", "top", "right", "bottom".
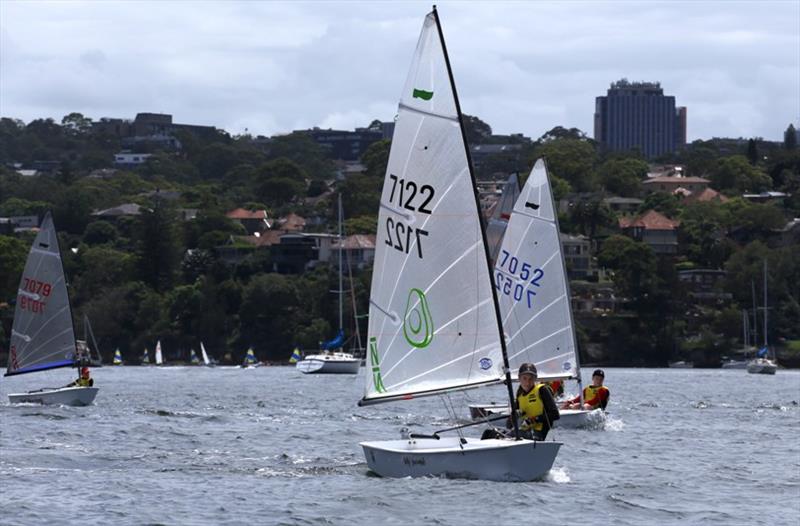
{"left": 412, "top": 89, "right": 434, "bottom": 101}
{"left": 369, "top": 337, "right": 387, "bottom": 393}
{"left": 403, "top": 288, "right": 434, "bottom": 348}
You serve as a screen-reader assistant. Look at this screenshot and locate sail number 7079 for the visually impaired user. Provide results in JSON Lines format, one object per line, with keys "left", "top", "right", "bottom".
{"left": 494, "top": 249, "right": 544, "bottom": 308}
{"left": 385, "top": 174, "right": 435, "bottom": 259}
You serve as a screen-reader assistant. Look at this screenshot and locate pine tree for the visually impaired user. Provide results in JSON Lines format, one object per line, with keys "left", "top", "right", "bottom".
{"left": 785, "top": 124, "right": 797, "bottom": 150}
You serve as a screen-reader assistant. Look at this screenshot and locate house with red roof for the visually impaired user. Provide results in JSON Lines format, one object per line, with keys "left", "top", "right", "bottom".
{"left": 619, "top": 209, "right": 681, "bottom": 254}
{"left": 226, "top": 208, "right": 270, "bottom": 234}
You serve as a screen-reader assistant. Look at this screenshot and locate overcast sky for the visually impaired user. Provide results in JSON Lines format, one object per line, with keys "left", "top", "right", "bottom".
{"left": 1, "top": 1, "right": 798, "bottom": 142}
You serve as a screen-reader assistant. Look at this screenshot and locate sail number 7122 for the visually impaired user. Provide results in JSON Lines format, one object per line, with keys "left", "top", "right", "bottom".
{"left": 384, "top": 174, "right": 435, "bottom": 259}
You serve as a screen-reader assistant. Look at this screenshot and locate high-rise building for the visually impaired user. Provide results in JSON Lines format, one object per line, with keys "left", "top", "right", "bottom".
{"left": 594, "top": 79, "right": 686, "bottom": 159}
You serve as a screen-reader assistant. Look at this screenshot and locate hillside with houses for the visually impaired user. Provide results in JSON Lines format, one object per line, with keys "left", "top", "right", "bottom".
{"left": 0, "top": 113, "right": 798, "bottom": 366}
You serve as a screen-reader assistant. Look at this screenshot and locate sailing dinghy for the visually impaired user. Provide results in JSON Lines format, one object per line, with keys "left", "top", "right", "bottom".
{"left": 358, "top": 8, "right": 560, "bottom": 482}
{"left": 5, "top": 212, "right": 99, "bottom": 406}
{"left": 468, "top": 160, "right": 601, "bottom": 429}
{"left": 155, "top": 340, "right": 164, "bottom": 365}
{"left": 200, "top": 342, "right": 215, "bottom": 367}
{"left": 113, "top": 348, "right": 123, "bottom": 365}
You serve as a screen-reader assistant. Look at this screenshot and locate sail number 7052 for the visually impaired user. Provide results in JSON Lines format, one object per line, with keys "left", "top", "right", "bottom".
{"left": 494, "top": 249, "right": 544, "bottom": 308}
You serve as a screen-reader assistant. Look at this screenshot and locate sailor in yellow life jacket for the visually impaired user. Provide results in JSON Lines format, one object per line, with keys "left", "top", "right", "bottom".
{"left": 66, "top": 367, "right": 94, "bottom": 388}
{"left": 561, "top": 369, "right": 609, "bottom": 410}
{"left": 514, "top": 363, "right": 560, "bottom": 440}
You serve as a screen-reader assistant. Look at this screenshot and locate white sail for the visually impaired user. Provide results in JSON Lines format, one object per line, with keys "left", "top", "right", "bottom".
{"left": 486, "top": 172, "right": 520, "bottom": 263}
{"left": 362, "top": 12, "right": 504, "bottom": 405}
{"left": 200, "top": 342, "right": 211, "bottom": 365}
{"left": 155, "top": 340, "right": 163, "bottom": 365}
{"left": 6, "top": 212, "right": 77, "bottom": 376}
{"left": 494, "top": 159, "right": 578, "bottom": 380}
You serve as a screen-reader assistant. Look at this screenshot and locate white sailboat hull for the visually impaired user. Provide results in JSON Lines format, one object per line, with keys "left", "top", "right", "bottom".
{"left": 296, "top": 354, "right": 360, "bottom": 374}
{"left": 746, "top": 359, "right": 777, "bottom": 375}
{"left": 8, "top": 386, "right": 98, "bottom": 406}
{"left": 468, "top": 403, "right": 603, "bottom": 429}
{"left": 361, "top": 437, "right": 561, "bottom": 482}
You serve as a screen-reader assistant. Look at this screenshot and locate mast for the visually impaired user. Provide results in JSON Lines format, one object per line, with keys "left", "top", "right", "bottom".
{"left": 55, "top": 213, "right": 80, "bottom": 370}
{"left": 543, "top": 158, "right": 584, "bottom": 405}
{"left": 751, "top": 280, "right": 758, "bottom": 347}
{"left": 338, "top": 193, "right": 344, "bottom": 337}
{"left": 431, "top": 6, "right": 520, "bottom": 439}
{"left": 762, "top": 260, "right": 768, "bottom": 349}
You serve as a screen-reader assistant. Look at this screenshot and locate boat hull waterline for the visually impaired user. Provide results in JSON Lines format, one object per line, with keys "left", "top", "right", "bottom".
{"left": 8, "top": 386, "right": 99, "bottom": 406}
{"left": 361, "top": 437, "right": 561, "bottom": 482}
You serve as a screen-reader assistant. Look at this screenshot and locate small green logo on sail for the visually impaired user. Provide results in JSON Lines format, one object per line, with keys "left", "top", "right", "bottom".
{"left": 412, "top": 89, "right": 434, "bottom": 101}
{"left": 369, "top": 337, "right": 387, "bottom": 393}
{"left": 403, "top": 288, "right": 434, "bottom": 348}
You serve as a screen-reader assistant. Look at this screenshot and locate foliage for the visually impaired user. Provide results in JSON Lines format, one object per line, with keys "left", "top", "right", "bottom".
{"left": 596, "top": 158, "right": 648, "bottom": 197}
{"left": 533, "top": 138, "right": 597, "bottom": 192}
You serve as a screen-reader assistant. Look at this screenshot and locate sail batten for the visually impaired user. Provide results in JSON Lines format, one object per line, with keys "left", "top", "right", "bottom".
{"left": 6, "top": 212, "right": 78, "bottom": 376}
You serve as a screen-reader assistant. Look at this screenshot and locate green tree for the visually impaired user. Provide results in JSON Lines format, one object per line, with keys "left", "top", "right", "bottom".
{"left": 746, "top": 139, "right": 759, "bottom": 165}
{"left": 710, "top": 155, "right": 772, "bottom": 194}
{"left": 785, "top": 124, "right": 797, "bottom": 150}
{"left": 238, "top": 274, "right": 299, "bottom": 359}
{"left": 82, "top": 220, "right": 119, "bottom": 245}
{"left": 462, "top": 114, "right": 492, "bottom": 144}
{"left": 134, "top": 203, "right": 181, "bottom": 291}
{"left": 0, "top": 235, "right": 27, "bottom": 301}
{"left": 362, "top": 139, "right": 391, "bottom": 179}
{"left": 534, "top": 138, "right": 597, "bottom": 192}
{"left": 639, "top": 192, "right": 680, "bottom": 218}
{"left": 61, "top": 112, "right": 93, "bottom": 136}
{"left": 596, "top": 158, "right": 648, "bottom": 197}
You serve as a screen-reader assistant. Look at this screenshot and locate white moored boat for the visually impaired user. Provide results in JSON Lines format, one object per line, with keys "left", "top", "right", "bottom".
{"left": 746, "top": 261, "right": 778, "bottom": 375}
{"left": 358, "top": 8, "right": 560, "bottom": 482}
{"left": 5, "top": 212, "right": 99, "bottom": 406}
{"left": 297, "top": 195, "right": 360, "bottom": 375}
{"left": 466, "top": 159, "right": 596, "bottom": 427}
{"left": 296, "top": 351, "right": 360, "bottom": 374}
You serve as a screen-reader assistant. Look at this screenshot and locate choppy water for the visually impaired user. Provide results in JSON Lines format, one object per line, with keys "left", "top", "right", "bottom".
{"left": 1, "top": 367, "right": 798, "bottom": 525}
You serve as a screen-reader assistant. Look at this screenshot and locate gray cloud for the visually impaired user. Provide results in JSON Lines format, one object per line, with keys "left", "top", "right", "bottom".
{"left": 1, "top": 1, "right": 797, "bottom": 141}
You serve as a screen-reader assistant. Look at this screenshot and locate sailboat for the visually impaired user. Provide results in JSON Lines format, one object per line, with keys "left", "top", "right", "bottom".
{"left": 5, "top": 212, "right": 99, "bottom": 406}
{"left": 468, "top": 160, "right": 601, "bottom": 429}
{"left": 189, "top": 348, "right": 200, "bottom": 365}
{"left": 296, "top": 193, "right": 360, "bottom": 374}
{"left": 358, "top": 8, "right": 560, "bottom": 481}
{"left": 200, "top": 342, "right": 214, "bottom": 367}
{"left": 747, "top": 260, "right": 777, "bottom": 375}
{"left": 141, "top": 347, "right": 151, "bottom": 365}
{"left": 242, "top": 347, "right": 260, "bottom": 368}
{"left": 113, "top": 348, "right": 123, "bottom": 365}
{"left": 78, "top": 314, "right": 103, "bottom": 367}
{"left": 289, "top": 347, "right": 302, "bottom": 364}
{"left": 155, "top": 340, "right": 164, "bottom": 366}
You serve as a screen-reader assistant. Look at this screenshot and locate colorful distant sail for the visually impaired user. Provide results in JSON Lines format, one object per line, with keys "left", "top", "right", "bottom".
{"left": 244, "top": 347, "right": 257, "bottom": 366}
{"left": 113, "top": 348, "right": 123, "bottom": 365}
{"left": 155, "top": 340, "right": 163, "bottom": 365}
{"left": 141, "top": 348, "right": 150, "bottom": 364}
{"left": 189, "top": 348, "right": 200, "bottom": 365}
{"left": 289, "top": 348, "right": 302, "bottom": 364}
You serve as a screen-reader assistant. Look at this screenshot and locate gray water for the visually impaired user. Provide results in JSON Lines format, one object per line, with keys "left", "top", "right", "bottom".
{"left": 1, "top": 367, "right": 798, "bottom": 526}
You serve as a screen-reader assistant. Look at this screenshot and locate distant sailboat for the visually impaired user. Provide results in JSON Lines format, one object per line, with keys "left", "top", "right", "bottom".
{"left": 141, "top": 347, "right": 151, "bottom": 365}
{"left": 242, "top": 347, "right": 259, "bottom": 368}
{"left": 485, "top": 172, "right": 520, "bottom": 264}
{"left": 200, "top": 342, "right": 214, "bottom": 367}
{"left": 155, "top": 340, "right": 164, "bottom": 366}
{"left": 747, "top": 260, "right": 777, "bottom": 375}
{"left": 5, "top": 212, "right": 99, "bottom": 406}
{"left": 189, "top": 348, "right": 200, "bottom": 365}
{"left": 296, "top": 194, "right": 360, "bottom": 374}
{"left": 289, "top": 348, "right": 302, "bottom": 364}
{"left": 113, "top": 348, "right": 123, "bottom": 365}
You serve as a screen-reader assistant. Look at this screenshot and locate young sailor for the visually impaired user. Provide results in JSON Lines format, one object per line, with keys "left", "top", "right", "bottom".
{"left": 66, "top": 367, "right": 94, "bottom": 388}
{"left": 561, "top": 369, "right": 610, "bottom": 410}
{"left": 481, "top": 363, "right": 560, "bottom": 441}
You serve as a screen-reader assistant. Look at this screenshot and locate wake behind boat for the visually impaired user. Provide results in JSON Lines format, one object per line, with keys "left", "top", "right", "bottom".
{"left": 5, "top": 212, "right": 98, "bottom": 406}
{"left": 358, "top": 8, "right": 559, "bottom": 482}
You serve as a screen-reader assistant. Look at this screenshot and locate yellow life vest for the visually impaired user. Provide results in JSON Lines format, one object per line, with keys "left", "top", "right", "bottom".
{"left": 517, "top": 383, "right": 546, "bottom": 432}
{"left": 77, "top": 377, "right": 91, "bottom": 387}
{"left": 583, "top": 384, "right": 608, "bottom": 408}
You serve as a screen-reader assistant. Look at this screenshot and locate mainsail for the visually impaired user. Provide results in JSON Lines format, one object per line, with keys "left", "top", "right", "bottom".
{"left": 5, "top": 212, "right": 77, "bottom": 376}
{"left": 113, "top": 348, "right": 123, "bottom": 365}
{"left": 155, "top": 340, "right": 163, "bottom": 365}
{"left": 200, "top": 342, "right": 211, "bottom": 365}
{"left": 361, "top": 12, "right": 505, "bottom": 405}
{"left": 486, "top": 172, "right": 520, "bottom": 264}
{"left": 190, "top": 348, "right": 200, "bottom": 365}
{"left": 494, "top": 159, "right": 579, "bottom": 380}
